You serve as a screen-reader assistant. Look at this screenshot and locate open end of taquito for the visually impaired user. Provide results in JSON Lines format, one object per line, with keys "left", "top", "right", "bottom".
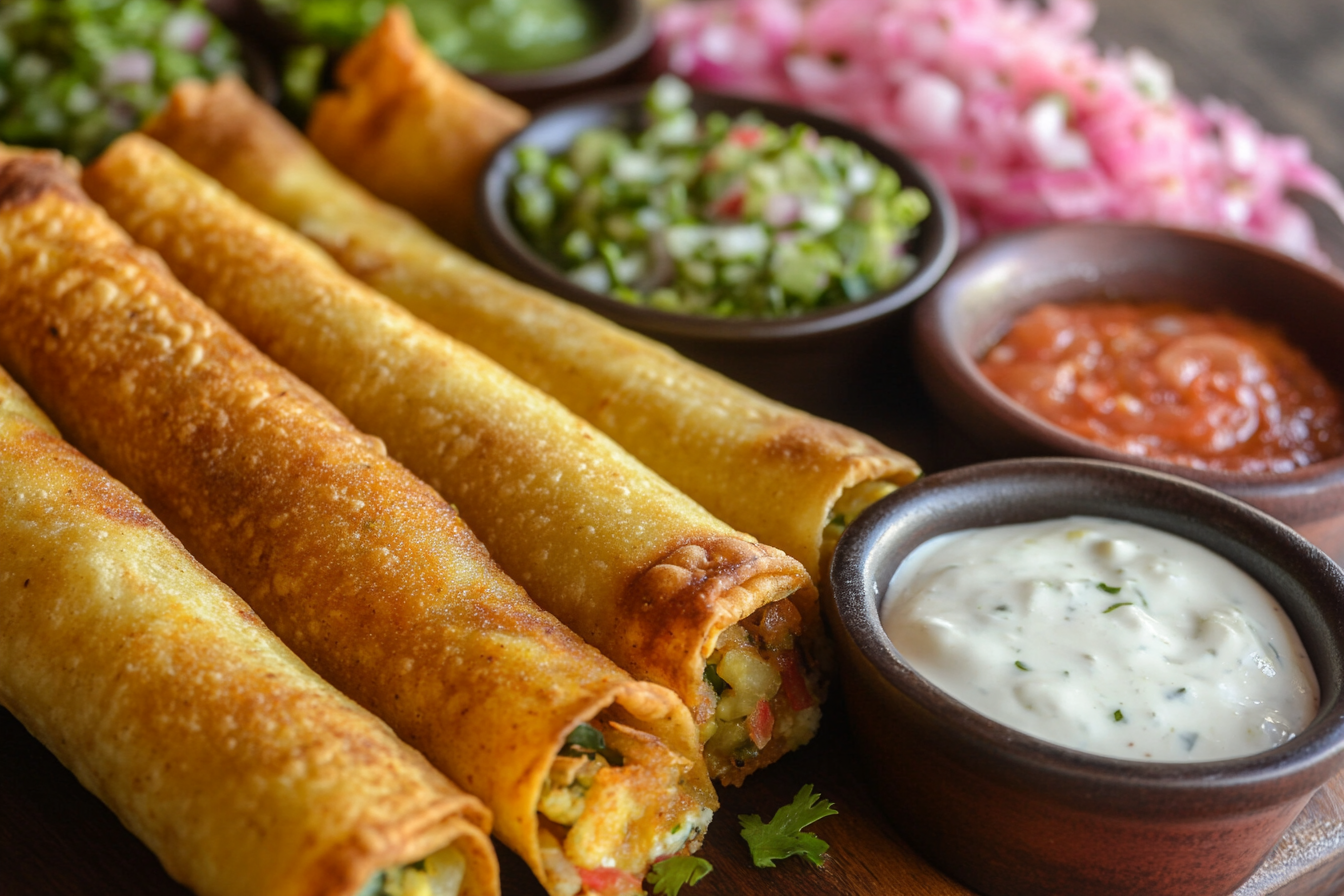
{"left": 0, "top": 358, "right": 498, "bottom": 896}
{"left": 3, "top": 146, "right": 715, "bottom": 896}
{"left": 90, "top": 123, "right": 828, "bottom": 785}
{"left": 307, "top": 6, "right": 527, "bottom": 249}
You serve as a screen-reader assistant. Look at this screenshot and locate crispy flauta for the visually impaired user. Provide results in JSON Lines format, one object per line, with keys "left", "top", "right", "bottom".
{"left": 0, "top": 148, "right": 713, "bottom": 894}
{"left": 87, "top": 132, "right": 826, "bottom": 785}
{"left": 0, "top": 362, "right": 497, "bottom": 896}
{"left": 307, "top": 6, "right": 527, "bottom": 249}
{"left": 148, "top": 75, "right": 921, "bottom": 587}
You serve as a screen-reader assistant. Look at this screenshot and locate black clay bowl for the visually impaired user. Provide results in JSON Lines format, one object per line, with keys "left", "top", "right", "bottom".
{"left": 911, "top": 222, "right": 1344, "bottom": 556}
{"left": 827, "top": 457, "right": 1344, "bottom": 896}
{"left": 477, "top": 85, "right": 958, "bottom": 409}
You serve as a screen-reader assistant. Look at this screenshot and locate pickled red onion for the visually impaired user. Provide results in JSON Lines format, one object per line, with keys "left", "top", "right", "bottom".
{"left": 655, "top": 0, "right": 1344, "bottom": 266}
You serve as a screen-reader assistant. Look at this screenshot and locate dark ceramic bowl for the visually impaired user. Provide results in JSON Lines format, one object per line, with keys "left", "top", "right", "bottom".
{"left": 477, "top": 84, "right": 958, "bottom": 411}
{"left": 827, "top": 458, "right": 1344, "bottom": 896}
{"left": 472, "top": 0, "right": 654, "bottom": 109}
{"left": 221, "top": 0, "right": 653, "bottom": 112}
{"left": 912, "top": 222, "right": 1344, "bottom": 558}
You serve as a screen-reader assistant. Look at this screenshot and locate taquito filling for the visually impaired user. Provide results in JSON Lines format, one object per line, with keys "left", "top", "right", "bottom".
{"left": 536, "top": 719, "right": 711, "bottom": 896}
{"left": 700, "top": 597, "right": 827, "bottom": 782}
{"left": 820, "top": 480, "right": 901, "bottom": 571}
{"left": 358, "top": 845, "right": 467, "bottom": 896}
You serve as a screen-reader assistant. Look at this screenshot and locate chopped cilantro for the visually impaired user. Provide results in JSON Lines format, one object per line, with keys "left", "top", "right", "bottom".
{"left": 739, "top": 785, "right": 839, "bottom": 868}
{"left": 1014, "top": 660, "right": 1030, "bottom": 671}
{"left": 1113, "top": 709, "right": 1124, "bottom": 722}
{"left": 560, "top": 722, "right": 623, "bottom": 766}
{"left": 1097, "top": 582, "right": 1122, "bottom": 595}
{"left": 646, "top": 856, "right": 713, "bottom": 895}
{"left": 703, "top": 663, "right": 728, "bottom": 695}
{"left": 1103, "top": 602, "right": 1133, "bottom": 613}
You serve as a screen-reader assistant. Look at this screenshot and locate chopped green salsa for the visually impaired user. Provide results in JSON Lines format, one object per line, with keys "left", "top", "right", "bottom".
{"left": 263, "top": 0, "right": 598, "bottom": 99}
{"left": 0, "top": 0, "right": 241, "bottom": 161}
{"left": 509, "top": 75, "right": 931, "bottom": 318}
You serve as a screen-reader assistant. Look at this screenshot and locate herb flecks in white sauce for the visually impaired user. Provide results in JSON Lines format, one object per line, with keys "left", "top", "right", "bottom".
{"left": 881, "top": 516, "right": 1318, "bottom": 762}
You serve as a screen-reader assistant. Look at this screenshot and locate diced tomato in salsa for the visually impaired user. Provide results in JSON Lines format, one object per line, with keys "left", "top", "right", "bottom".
{"left": 729, "top": 125, "right": 763, "bottom": 147}
{"left": 776, "top": 648, "right": 814, "bottom": 712}
{"left": 747, "top": 698, "right": 774, "bottom": 749}
{"left": 578, "top": 866, "right": 644, "bottom": 896}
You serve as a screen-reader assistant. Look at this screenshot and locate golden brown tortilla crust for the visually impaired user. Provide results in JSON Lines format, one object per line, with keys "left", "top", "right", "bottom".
{"left": 86, "top": 133, "right": 814, "bottom": 728}
{"left": 307, "top": 7, "right": 527, "bottom": 249}
{"left": 0, "top": 366, "right": 497, "bottom": 896}
{"left": 0, "top": 150, "right": 708, "bottom": 880}
{"left": 141, "top": 77, "right": 921, "bottom": 584}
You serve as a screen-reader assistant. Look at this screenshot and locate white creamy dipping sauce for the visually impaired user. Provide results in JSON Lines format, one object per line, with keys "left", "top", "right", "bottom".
{"left": 880, "top": 515, "right": 1319, "bottom": 762}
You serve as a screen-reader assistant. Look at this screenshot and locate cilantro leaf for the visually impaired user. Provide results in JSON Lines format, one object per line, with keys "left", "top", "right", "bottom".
{"left": 739, "top": 784, "right": 839, "bottom": 868}
{"left": 646, "top": 856, "right": 713, "bottom": 895}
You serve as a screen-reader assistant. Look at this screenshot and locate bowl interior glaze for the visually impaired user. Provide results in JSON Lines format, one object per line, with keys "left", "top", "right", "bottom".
{"left": 828, "top": 458, "right": 1344, "bottom": 896}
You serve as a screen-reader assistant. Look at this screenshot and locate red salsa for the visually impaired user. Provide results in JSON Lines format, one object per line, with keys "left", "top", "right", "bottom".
{"left": 978, "top": 301, "right": 1344, "bottom": 473}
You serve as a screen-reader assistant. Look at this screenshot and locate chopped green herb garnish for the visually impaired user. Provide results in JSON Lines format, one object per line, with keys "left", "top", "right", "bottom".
{"left": 740, "top": 785, "right": 839, "bottom": 868}
{"left": 1113, "top": 709, "right": 1124, "bottom": 722}
{"left": 646, "top": 856, "right": 713, "bottom": 895}
{"left": 562, "top": 722, "right": 604, "bottom": 753}
{"left": 560, "top": 722, "right": 623, "bottom": 765}
{"left": 1014, "top": 660, "right": 1030, "bottom": 671}
{"left": 1097, "top": 582, "right": 1122, "bottom": 595}
{"left": 703, "top": 663, "right": 728, "bottom": 695}
{"left": 1103, "top": 602, "right": 1133, "bottom": 613}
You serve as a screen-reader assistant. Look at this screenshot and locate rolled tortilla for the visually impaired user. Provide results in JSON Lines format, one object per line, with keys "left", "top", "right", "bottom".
{"left": 0, "top": 148, "right": 713, "bottom": 894}
{"left": 149, "top": 74, "right": 921, "bottom": 587}
{"left": 308, "top": 6, "right": 528, "bottom": 249}
{"left": 0, "top": 362, "right": 496, "bottom": 896}
{"left": 87, "top": 131, "right": 826, "bottom": 786}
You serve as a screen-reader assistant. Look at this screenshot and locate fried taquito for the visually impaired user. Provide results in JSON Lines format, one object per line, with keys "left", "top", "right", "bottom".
{"left": 308, "top": 7, "right": 527, "bottom": 249}
{"left": 87, "top": 132, "right": 826, "bottom": 785}
{"left": 0, "top": 363, "right": 495, "bottom": 896}
{"left": 145, "top": 75, "right": 921, "bottom": 589}
{"left": 0, "top": 148, "right": 713, "bottom": 895}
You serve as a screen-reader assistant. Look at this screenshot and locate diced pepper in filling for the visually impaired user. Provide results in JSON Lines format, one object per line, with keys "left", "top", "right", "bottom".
{"left": 536, "top": 719, "right": 711, "bottom": 896}
{"left": 700, "top": 597, "right": 826, "bottom": 782}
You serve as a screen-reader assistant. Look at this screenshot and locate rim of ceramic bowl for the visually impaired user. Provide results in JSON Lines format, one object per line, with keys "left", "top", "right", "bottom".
{"left": 477, "top": 83, "right": 959, "bottom": 342}
{"left": 472, "top": 0, "right": 654, "bottom": 98}
{"left": 912, "top": 221, "right": 1344, "bottom": 519}
{"left": 831, "top": 457, "right": 1344, "bottom": 808}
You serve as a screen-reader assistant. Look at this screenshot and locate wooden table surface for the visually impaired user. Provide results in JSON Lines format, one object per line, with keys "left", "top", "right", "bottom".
{"left": 4, "top": 0, "right": 1344, "bottom": 894}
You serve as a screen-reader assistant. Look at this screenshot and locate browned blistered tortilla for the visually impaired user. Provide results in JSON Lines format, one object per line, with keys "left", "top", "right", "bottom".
{"left": 308, "top": 6, "right": 527, "bottom": 249}
{"left": 87, "top": 131, "right": 827, "bottom": 786}
{"left": 0, "top": 148, "right": 713, "bottom": 893}
{"left": 0, "top": 362, "right": 497, "bottom": 896}
{"left": 150, "top": 75, "right": 921, "bottom": 588}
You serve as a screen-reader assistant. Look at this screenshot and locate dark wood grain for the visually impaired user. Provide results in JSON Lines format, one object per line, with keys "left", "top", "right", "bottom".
{"left": 4, "top": 0, "right": 1344, "bottom": 893}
